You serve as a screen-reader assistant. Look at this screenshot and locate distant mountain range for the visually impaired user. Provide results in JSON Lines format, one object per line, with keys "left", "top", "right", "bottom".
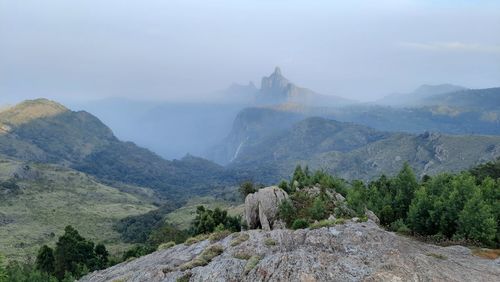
{"left": 376, "top": 84, "right": 468, "bottom": 106}
{"left": 221, "top": 67, "right": 355, "bottom": 107}
{"left": 224, "top": 115, "right": 500, "bottom": 182}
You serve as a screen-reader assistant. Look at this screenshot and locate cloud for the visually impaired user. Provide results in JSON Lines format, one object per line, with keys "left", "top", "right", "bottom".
{"left": 399, "top": 41, "right": 500, "bottom": 54}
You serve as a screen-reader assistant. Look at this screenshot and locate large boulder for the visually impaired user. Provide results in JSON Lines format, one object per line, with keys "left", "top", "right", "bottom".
{"left": 244, "top": 186, "right": 288, "bottom": 230}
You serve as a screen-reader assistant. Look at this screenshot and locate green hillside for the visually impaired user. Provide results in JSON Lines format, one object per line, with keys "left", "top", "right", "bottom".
{"left": 229, "top": 117, "right": 500, "bottom": 182}
{"left": 0, "top": 99, "right": 237, "bottom": 200}
{"left": 0, "top": 156, "right": 156, "bottom": 260}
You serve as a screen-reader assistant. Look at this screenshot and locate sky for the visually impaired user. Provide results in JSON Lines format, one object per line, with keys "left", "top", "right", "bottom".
{"left": 1, "top": 0, "right": 500, "bottom": 103}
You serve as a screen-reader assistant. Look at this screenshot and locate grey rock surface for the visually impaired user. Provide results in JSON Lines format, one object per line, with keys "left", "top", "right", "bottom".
{"left": 244, "top": 186, "right": 288, "bottom": 230}
{"left": 80, "top": 220, "right": 500, "bottom": 282}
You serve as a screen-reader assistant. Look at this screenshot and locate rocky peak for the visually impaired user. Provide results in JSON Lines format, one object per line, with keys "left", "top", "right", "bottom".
{"left": 260, "top": 66, "right": 291, "bottom": 95}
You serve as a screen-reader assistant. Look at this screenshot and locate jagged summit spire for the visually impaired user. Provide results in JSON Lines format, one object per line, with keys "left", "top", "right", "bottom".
{"left": 273, "top": 66, "right": 282, "bottom": 76}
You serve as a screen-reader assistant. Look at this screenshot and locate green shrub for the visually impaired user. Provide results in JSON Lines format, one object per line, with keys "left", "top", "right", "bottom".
{"left": 334, "top": 218, "right": 346, "bottom": 225}
{"left": 157, "top": 241, "right": 176, "bottom": 251}
{"left": 230, "top": 233, "right": 250, "bottom": 246}
{"left": 309, "top": 197, "right": 327, "bottom": 221}
{"left": 191, "top": 206, "right": 241, "bottom": 235}
{"left": 390, "top": 219, "right": 411, "bottom": 235}
{"left": 277, "top": 199, "right": 296, "bottom": 227}
{"left": 291, "top": 219, "right": 309, "bottom": 230}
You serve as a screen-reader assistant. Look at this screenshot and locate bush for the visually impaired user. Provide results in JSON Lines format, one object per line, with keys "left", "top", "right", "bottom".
{"left": 190, "top": 206, "right": 241, "bottom": 235}
{"left": 291, "top": 219, "right": 309, "bottom": 230}
{"left": 277, "top": 199, "right": 296, "bottom": 227}
{"left": 390, "top": 219, "right": 411, "bottom": 235}
{"left": 309, "top": 197, "right": 326, "bottom": 220}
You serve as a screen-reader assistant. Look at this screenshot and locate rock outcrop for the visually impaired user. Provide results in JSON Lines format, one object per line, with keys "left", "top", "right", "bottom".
{"left": 80, "top": 220, "right": 500, "bottom": 282}
{"left": 244, "top": 186, "right": 288, "bottom": 230}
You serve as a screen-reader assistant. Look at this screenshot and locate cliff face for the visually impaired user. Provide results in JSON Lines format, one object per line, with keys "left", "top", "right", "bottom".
{"left": 80, "top": 220, "right": 500, "bottom": 282}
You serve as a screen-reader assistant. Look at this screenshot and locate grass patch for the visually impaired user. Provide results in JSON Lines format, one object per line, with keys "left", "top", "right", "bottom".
{"left": 244, "top": 255, "right": 262, "bottom": 274}
{"left": 426, "top": 253, "right": 448, "bottom": 260}
{"left": 184, "top": 234, "right": 209, "bottom": 246}
{"left": 0, "top": 159, "right": 156, "bottom": 260}
{"left": 472, "top": 248, "right": 500, "bottom": 259}
{"left": 334, "top": 218, "right": 346, "bottom": 225}
{"left": 209, "top": 230, "right": 231, "bottom": 243}
{"left": 157, "top": 241, "right": 176, "bottom": 251}
{"left": 230, "top": 233, "right": 250, "bottom": 246}
{"left": 180, "top": 244, "right": 224, "bottom": 270}
{"left": 310, "top": 219, "right": 336, "bottom": 229}
{"left": 233, "top": 251, "right": 252, "bottom": 260}
{"left": 176, "top": 272, "right": 192, "bottom": 282}
{"left": 264, "top": 238, "right": 276, "bottom": 246}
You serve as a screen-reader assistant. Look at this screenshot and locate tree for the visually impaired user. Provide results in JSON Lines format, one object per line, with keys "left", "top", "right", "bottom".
{"left": 407, "top": 187, "right": 436, "bottom": 235}
{"left": 0, "top": 253, "right": 7, "bottom": 282}
{"left": 346, "top": 180, "right": 368, "bottom": 215}
{"left": 309, "top": 197, "right": 326, "bottom": 221}
{"left": 292, "top": 165, "right": 306, "bottom": 188}
{"left": 147, "top": 224, "right": 189, "bottom": 247}
{"left": 94, "top": 244, "right": 109, "bottom": 270}
{"left": 392, "top": 163, "right": 418, "bottom": 219}
{"left": 36, "top": 245, "right": 55, "bottom": 275}
{"left": 458, "top": 191, "right": 497, "bottom": 245}
{"left": 278, "top": 199, "right": 296, "bottom": 226}
{"left": 54, "top": 226, "right": 96, "bottom": 280}
{"left": 239, "top": 181, "right": 256, "bottom": 199}
{"left": 191, "top": 206, "right": 241, "bottom": 235}
{"left": 278, "top": 180, "right": 291, "bottom": 193}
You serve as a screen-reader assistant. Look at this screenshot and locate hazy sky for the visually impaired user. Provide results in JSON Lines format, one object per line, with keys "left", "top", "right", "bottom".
{"left": 1, "top": 0, "right": 500, "bottom": 103}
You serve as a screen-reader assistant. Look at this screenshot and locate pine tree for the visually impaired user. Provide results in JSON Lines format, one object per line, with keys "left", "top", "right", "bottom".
{"left": 36, "top": 245, "right": 55, "bottom": 275}
{"left": 393, "top": 163, "right": 418, "bottom": 219}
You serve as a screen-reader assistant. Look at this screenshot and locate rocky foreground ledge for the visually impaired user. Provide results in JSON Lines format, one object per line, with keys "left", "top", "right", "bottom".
{"left": 80, "top": 220, "right": 500, "bottom": 282}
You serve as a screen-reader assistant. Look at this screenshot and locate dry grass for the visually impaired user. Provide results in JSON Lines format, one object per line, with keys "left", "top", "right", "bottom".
{"left": 180, "top": 244, "right": 224, "bottom": 270}
{"left": 184, "top": 234, "right": 209, "bottom": 246}
{"left": 230, "top": 232, "right": 250, "bottom": 246}
{"left": 472, "top": 248, "right": 500, "bottom": 260}
{"left": 209, "top": 230, "right": 231, "bottom": 242}
{"left": 233, "top": 251, "right": 252, "bottom": 260}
